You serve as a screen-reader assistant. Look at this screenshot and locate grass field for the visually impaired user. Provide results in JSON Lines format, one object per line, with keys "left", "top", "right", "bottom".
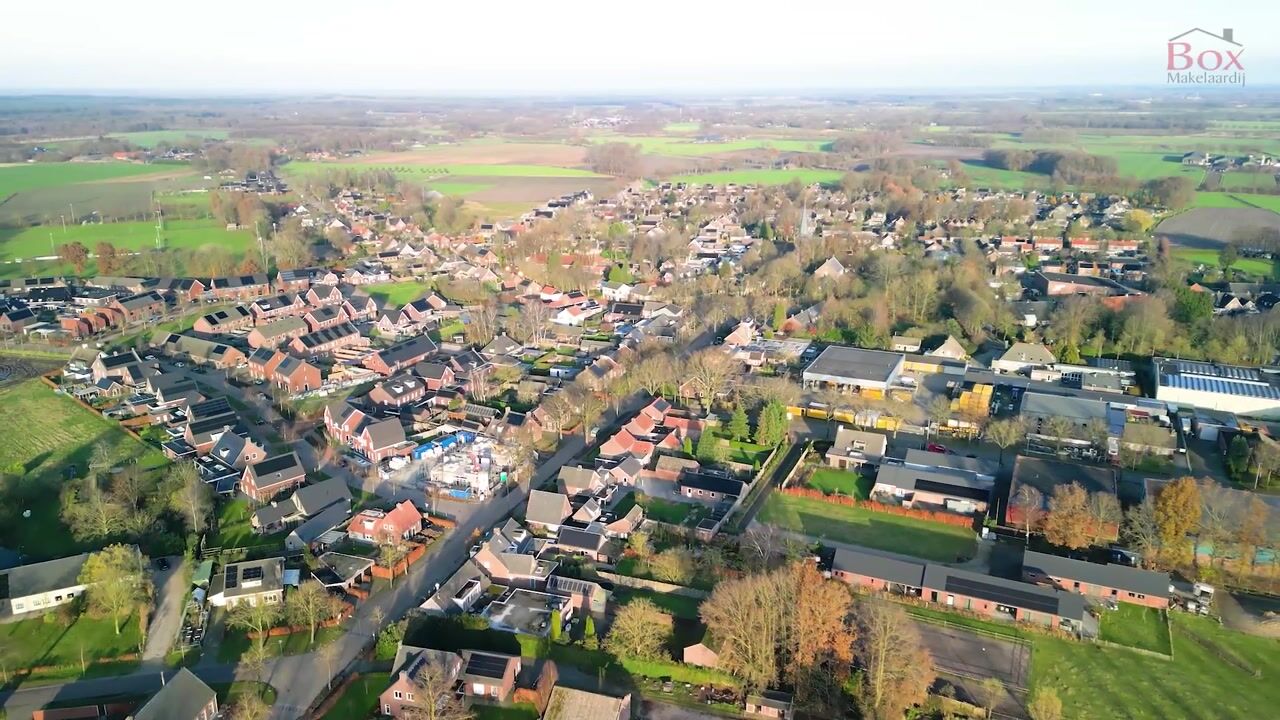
{"left": 613, "top": 587, "right": 704, "bottom": 620}
{"left": 0, "top": 379, "right": 167, "bottom": 557}
{"left": 1190, "top": 191, "right": 1280, "bottom": 212}
{"left": 0, "top": 162, "right": 181, "bottom": 198}
{"left": 0, "top": 218, "right": 253, "bottom": 263}
{"left": 282, "top": 161, "right": 603, "bottom": 178}
{"left": 211, "top": 499, "right": 288, "bottom": 551}
{"left": 1098, "top": 605, "right": 1172, "bottom": 655}
{"left": 807, "top": 468, "right": 872, "bottom": 498}
{"left": 758, "top": 493, "right": 976, "bottom": 562}
{"left": 423, "top": 181, "right": 493, "bottom": 196}
{"left": 319, "top": 672, "right": 388, "bottom": 720}
{"left": 107, "top": 129, "right": 230, "bottom": 148}
{"left": 217, "top": 624, "right": 345, "bottom": 663}
{"left": 670, "top": 168, "right": 844, "bottom": 186}
{"left": 1218, "top": 172, "right": 1280, "bottom": 192}
{"left": 634, "top": 495, "right": 706, "bottom": 525}
{"left": 1032, "top": 613, "right": 1280, "bottom": 719}
{"left": 956, "top": 161, "right": 1060, "bottom": 190}
{"left": 1171, "top": 247, "right": 1274, "bottom": 276}
{"left": 0, "top": 609, "right": 143, "bottom": 678}
{"left": 363, "top": 280, "right": 434, "bottom": 306}
{"left": 590, "top": 134, "right": 830, "bottom": 157}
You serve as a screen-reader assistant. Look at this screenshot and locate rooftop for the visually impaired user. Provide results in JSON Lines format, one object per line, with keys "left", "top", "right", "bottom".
{"left": 803, "top": 345, "right": 904, "bottom": 384}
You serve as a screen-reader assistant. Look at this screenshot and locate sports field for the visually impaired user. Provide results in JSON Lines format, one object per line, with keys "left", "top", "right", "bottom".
{"left": 0, "top": 218, "right": 254, "bottom": 262}
{"left": 670, "top": 168, "right": 844, "bottom": 186}
{"left": 590, "top": 134, "right": 831, "bottom": 157}
{"left": 0, "top": 162, "right": 181, "bottom": 197}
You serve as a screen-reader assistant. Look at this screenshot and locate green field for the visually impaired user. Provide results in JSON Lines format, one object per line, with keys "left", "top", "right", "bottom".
{"left": 0, "top": 218, "right": 253, "bottom": 263}
{"left": 1190, "top": 191, "right": 1280, "bottom": 212}
{"left": 670, "top": 168, "right": 844, "bottom": 186}
{"left": 107, "top": 129, "right": 230, "bottom": 148}
{"left": 1098, "top": 605, "right": 1172, "bottom": 655}
{"left": 0, "top": 162, "right": 181, "bottom": 198}
{"left": 591, "top": 134, "right": 830, "bottom": 157}
{"left": 282, "top": 161, "right": 603, "bottom": 178}
{"left": 1033, "top": 613, "right": 1280, "bottom": 719}
{"left": 217, "top": 624, "right": 345, "bottom": 663}
{"left": 1171, "top": 247, "right": 1274, "bottom": 276}
{"left": 1218, "top": 172, "right": 1280, "bottom": 192}
{"left": 424, "top": 181, "right": 493, "bottom": 196}
{"left": 0, "top": 609, "right": 143, "bottom": 680}
{"left": 364, "top": 280, "right": 434, "bottom": 306}
{"left": 758, "top": 493, "right": 976, "bottom": 562}
{"left": 807, "top": 468, "right": 872, "bottom": 498}
{"left": 211, "top": 499, "right": 287, "bottom": 551}
{"left": 662, "top": 122, "right": 702, "bottom": 133}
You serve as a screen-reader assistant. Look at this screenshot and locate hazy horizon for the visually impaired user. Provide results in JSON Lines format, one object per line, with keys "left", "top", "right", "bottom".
{"left": 3, "top": 1, "right": 1277, "bottom": 95}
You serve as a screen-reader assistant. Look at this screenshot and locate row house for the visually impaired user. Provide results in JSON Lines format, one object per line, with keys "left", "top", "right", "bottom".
{"left": 209, "top": 274, "right": 271, "bottom": 301}
{"left": 110, "top": 290, "right": 167, "bottom": 324}
{"left": 250, "top": 293, "right": 309, "bottom": 323}
{"left": 341, "top": 290, "right": 381, "bottom": 322}
{"left": 304, "top": 305, "right": 348, "bottom": 331}
{"left": 275, "top": 267, "right": 327, "bottom": 293}
{"left": 322, "top": 400, "right": 410, "bottom": 461}
{"left": 248, "top": 316, "right": 310, "bottom": 349}
{"left": 192, "top": 305, "right": 254, "bottom": 334}
{"left": 152, "top": 277, "right": 207, "bottom": 305}
{"left": 364, "top": 335, "right": 438, "bottom": 376}
{"left": 247, "top": 348, "right": 324, "bottom": 393}
{"left": 306, "top": 283, "right": 345, "bottom": 307}
{"left": 151, "top": 331, "right": 247, "bottom": 369}
{"left": 289, "top": 322, "right": 368, "bottom": 357}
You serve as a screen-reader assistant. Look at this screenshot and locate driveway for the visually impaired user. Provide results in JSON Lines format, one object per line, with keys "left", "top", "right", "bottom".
{"left": 141, "top": 556, "right": 186, "bottom": 668}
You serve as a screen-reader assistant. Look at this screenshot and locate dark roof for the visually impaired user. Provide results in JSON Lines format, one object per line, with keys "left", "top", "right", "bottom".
{"left": 376, "top": 335, "right": 438, "bottom": 367}
{"left": 831, "top": 547, "right": 925, "bottom": 587}
{"left": 130, "top": 668, "right": 217, "bottom": 720}
{"left": 679, "top": 472, "right": 745, "bottom": 497}
{"left": 923, "top": 564, "right": 1085, "bottom": 620}
{"left": 1010, "top": 455, "right": 1118, "bottom": 498}
{"left": 293, "top": 476, "right": 352, "bottom": 515}
{"left": 291, "top": 503, "right": 353, "bottom": 545}
{"left": 0, "top": 553, "right": 90, "bottom": 599}
{"left": 294, "top": 322, "right": 360, "bottom": 350}
{"left": 803, "top": 345, "right": 903, "bottom": 384}
{"left": 556, "top": 526, "right": 607, "bottom": 551}
{"left": 249, "top": 452, "right": 304, "bottom": 484}
{"left": 876, "top": 465, "right": 992, "bottom": 501}
{"left": 1022, "top": 550, "right": 1169, "bottom": 597}
{"left": 464, "top": 651, "right": 514, "bottom": 680}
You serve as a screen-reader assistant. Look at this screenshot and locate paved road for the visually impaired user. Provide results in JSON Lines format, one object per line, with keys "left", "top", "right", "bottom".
{"left": 140, "top": 556, "right": 187, "bottom": 668}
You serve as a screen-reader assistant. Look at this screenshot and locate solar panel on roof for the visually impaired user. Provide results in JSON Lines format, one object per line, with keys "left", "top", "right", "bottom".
{"left": 225, "top": 566, "right": 238, "bottom": 589}
{"left": 466, "top": 653, "right": 509, "bottom": 678}
{"left": 243, "top": 566, "right": 264, "bottom": 581}
{"left": 944, "top": 575, "right": 1059, "bottom": 614}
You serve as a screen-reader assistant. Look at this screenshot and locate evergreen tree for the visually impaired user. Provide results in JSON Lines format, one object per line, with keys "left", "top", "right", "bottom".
{"left": 728, "top": 405, "right": 750, "bottom": 441}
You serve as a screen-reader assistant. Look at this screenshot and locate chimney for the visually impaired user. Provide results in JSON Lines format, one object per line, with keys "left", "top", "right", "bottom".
{"left": 1222, "top": 28, "right": 1234, "bottom": 43}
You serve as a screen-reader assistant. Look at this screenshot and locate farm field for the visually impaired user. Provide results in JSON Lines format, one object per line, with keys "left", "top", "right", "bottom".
{"left": 0, "top": 218, "right": 254, "bottom": 262}
{"left": 1217, "top": 172, "right": 1280, "bottom": 192}
{"left": 956, "top": 161, "right": 1055, "bottom": 190}
{"left": 107, "top": 128, "right": 230, "bottom": 147}
{"left": 0, "top": 162, "right": 182, "bottom": 197}
{"left": 1171, "top": 247, "right": 1273, "bottom": 276}
{"left": 758, "top": 493, "right": 976, "bottom": 562}
{"left": 590, "top": 134, "right": 831, "bottom": 156}
{"left": 1189, "top": 192, "right": 1280, "bottom": 211}
{"left": 281, "top": 161, "right": 603, "bottom": 178}
{"left": 1157, "top": 206, "right": 1280, "bottom": 250}
{"left": 669, "top": 168, "right": 844, "bottom": 186}
{"left": 1032, "top": 613, "right": 1280, "bottom": 719}
{"left": 0, "top": 172, "right": 208, "bottom": 227}
{"left": 363, "top": 280, "right": 434, "bottom": 305}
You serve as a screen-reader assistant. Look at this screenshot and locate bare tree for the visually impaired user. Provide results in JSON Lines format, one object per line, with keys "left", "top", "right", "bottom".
{"left": 286, "top": 580, "right": 343, "bottom": 645}
{"left": 404, "top": 655, "right": 473, "bottom": 720}
{"left": 853, "top": 600, "right": 933, "bottom": 720}
{"left": 1011, "top": 484, "right": 1045, "bottom": 542}
{"left": 317, "top": 641, "right": 340, "bottom": 692}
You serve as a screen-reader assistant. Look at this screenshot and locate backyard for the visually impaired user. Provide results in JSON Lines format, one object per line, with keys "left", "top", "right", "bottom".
{"left": 1098, "top": 604, "right": 1172, "bottom": 655}
{"left": 210, "top": 499, "right": 288, "bottom": 551}
{"left": 806, "top": 467, "right": 872, "bottom": 498}
{"left": 363, "top": 280, "right": 435, "bottom": 306}
{"left": 0, "top": 610, "right": 143, "bottom": 683}
{"left": 758, "top": 493, "right": 976, "bottom": 562}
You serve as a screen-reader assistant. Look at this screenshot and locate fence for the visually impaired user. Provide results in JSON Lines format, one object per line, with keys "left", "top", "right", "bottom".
{"left": 780, "top": 486, "right": 976, "bottom": 530}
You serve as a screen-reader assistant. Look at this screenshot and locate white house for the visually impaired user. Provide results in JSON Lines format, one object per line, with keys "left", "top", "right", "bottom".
{"left": 0, "top": 553, "right": 90, "bottom": 616}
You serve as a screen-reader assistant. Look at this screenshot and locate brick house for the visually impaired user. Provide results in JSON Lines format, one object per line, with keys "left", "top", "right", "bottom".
{"left": 379, "top": 646, "right": 463, "bottom": 719}
{"left": 250, "top": 293, "right": 308, "bottom": 323}
{"left": 248, "top": 316, "right": 310, "bottom": 349}
{"left": 288, "top": 322, "right": 368, "bottom": 356}
{"left": 111, "top": 290, "right": 167, "bottom": 324}
{"left": 241, "top": 452, "right": 306, "bottom": 502}
{"left": 209, "top": 273, "right": 271, "bottom": 301}
{"left": 1021, "top": 550, "right": 1169, "bottom": 609}
{"left": 346, "top": 499, "right": 423, "bottom": 544}
{"left": 272, "top": 355, "right": 323, "bottom": 394}
{"left": 192, "top": 305, "right": 254, "bottom": 334}
{"left": 363, "top": 335, "right": 438, "bottom": 376}
{"left": 303, "top": 305, "right": 348, "bottom": 331}
{"left": 305, "top": 283, "right": 344, "bottom": 307}
{"left": 460, "top": 651, "right": 520, "bottom": 702}
{"left": 367, "top": 374, "right": 427, "bottom": 407}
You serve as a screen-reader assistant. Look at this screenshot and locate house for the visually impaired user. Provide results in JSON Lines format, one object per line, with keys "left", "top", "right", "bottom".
{"left": 129, "top": 668, "right": 219, "bottom": 720}
{"left": 286, "top": 503, "right": 354, "bottom": 553}
{"left": 460, "top": 651, "right": 520, "bottom": 701}
{"left": 525, "top": 490, "right": 573, "bottom": 532}
{"left": 247, "top": 316, "right": 310, "bottom": 349}
{"left": 0, "top": 552, "right": 89, "bottom": 616}
{"left": 745, "top": 690, "right": 794, "bottom": 720}
{"left": 926, "top": 335, "right": 969, "bottom": 360}
{"left": 557, "top": 466, "right": 606, "bottom": 496}
{"left": 92, "top": 349, "right": 145, "bottom": 384}
{"left": 379, "top": 646, "right": 464, "bottom": 719}
{"left": 208, "top": 557, "right": 285, "bottom": 607}
{"left": 413, "top": 362, "right": 456, "bottom": 391}
{"left": 365, "top": 335, "right": 439, "bottom": 376}
{"left": 110, "top": 290, "right": 167, "bottom": 324}
{"left": 802, "top": 345, "right": 905, "bottom": 397}
{"left": 830, "top": 547, "right": 925, "bottom": 595}
{"left": 419, "top": 560, "right": 490, "bottom": 615}
{"left": 473, "top": 519, "right": 557, "bottom": 588}
{"left": 209, "top": 273, "right": 270, "bottom": 301}
{"left": 872, "top": 464, "right": 991, "bottom": 516}
{"left": 151, "top": 331, "right": 246, "bottom": 369}
{"left": 251, "top": 476, "right": 352, "bottom": 533}
{"left": 890, "top": 335, "right": 922, "bottom": 353}
{"left": 272, "top": 354, "right": 323, "bottom": 394}
{"left": 352, "top": 417, "right": 409, "bottom": 462}
{"left": 289, "top": 322, "right": 368, "bottom": 357}
{"left": 992, "top": 342, "right": 1057, "bottom": 375}
{"left": 552, "top": 524, "right": 611, "bottom": 562}
{"left": 813, "top": 257, "right": 847, "bottom": 279}
{"left": 543, "top": 686, "right": 632, "bottom": 720}
{"left": 209, "top": 431, "right": 267, "bottom": 469}
{"left": 346, "top": 500, "right": 423, "bottom": 544}
{"left": 192, "top": 305, "right": 253, "bottom": 334}
{"left": 825, "top": 426, "right": 887, "bottom": 469}
{"left": 679, "top": 472, "right": 746, "bottom": 504}
{"left": 367, "top": 374, "right": 427, "bottom": 408}
{"left": 1022, "top": 550, "right": 1169, "bottom": 609}
{"left": 241, "top": 452, "right": 306, "bottom": 502}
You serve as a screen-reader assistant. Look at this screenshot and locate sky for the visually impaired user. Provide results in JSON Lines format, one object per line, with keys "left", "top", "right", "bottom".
{"left": 1, "top": 0, "right": 1278, "bottom": 95}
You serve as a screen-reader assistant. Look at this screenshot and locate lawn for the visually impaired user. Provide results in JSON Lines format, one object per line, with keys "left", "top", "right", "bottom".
{"left": 363, "top": 280, "right": 434, "bottom": 306}
{"left": 473, "top": 704, "right": 541, "bottom": 720}
{"left": 0, "top": 610, "right": 143, "bottom": 680}
{"left": 669, "top": 168, "right": 844, "bottom": 186}
{"left": 1032, "top": 613, "right": 1280, "bottom": 719}
{"left": 807, "top": 468, "right": 872, "bottom": 498}
{"left": 0, "top": 379, "right": 168, "bottom": 559}
{"left": 430, "top": 319, "right": 466, "bottom": 343}
{"left": 0, "top": 218, "right": 253, "bottom": 263}
{"left": 613, "top": 587, "right": 704, "bottom": 620}
{"left": 726, "top": 439, "right": 770, "bottom": 466}
{"left": 758, "top": 493, "right": 976, "bottom": 562}
{"left": 1172, "top": 247, "right": 1273, "bottom": 276}
{"left": 635, "top": 495, "right": 704, "bottom": 525}
{"left": 210, "top": 499, "right": 287, "bottom": 551}
{"left": 1098, "top": 604, "right": 1171, "bottom": 655}
{"left": 217, "top": 624, "right": 345, "bottom": 663}
{"left": 320, "top": 672, "right": 388, "bottom": 720}
{"left": 0, "top": 162, "right": 180, "bottom": 198}
{"left": 282, "top": 161, "right": 603, "bottom": 178}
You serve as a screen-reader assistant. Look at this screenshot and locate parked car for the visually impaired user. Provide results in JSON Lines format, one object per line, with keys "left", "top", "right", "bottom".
{"left": 926, "top": 443, "right": 948, "bottom": 453}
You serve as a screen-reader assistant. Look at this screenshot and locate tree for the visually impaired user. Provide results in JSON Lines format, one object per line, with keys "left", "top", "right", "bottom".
{"left": 1042, "top": 482, "right": 1094, "bottom": 549}
{"left": 1154, "top": 476, "right": 1201, "bottom": 561}
{"left": 95, "top": 242, "right": 120, "bottom": 275}
{"left": 1011, "top": 484, "right": 1045, "bottom": 541}
{"left": 379, "top": 531, "right": 409, "bottom": 588}
{"left": 229, "top": 598, "right": 284, "bottom": 653}
{"left": 986, "top": 418, "right": 1026, "bottom": 465}
{"left": 317, "top": 640, "right": 340, "bottom": 691}
{"left": 605, "top": 599, "right": 671, "bottom": 661}
{"left": 700, "top": 572, "right": 787, "bottom": 690}
{"left": 978, "top": 677, "right": 1005, "bottom": 719}
{"left": 853, "top": 600, "right": 932, "bottom": 720}
{"left": 583, "top": 613, "right": 598, "bottom": 650}
{"left": 755, "top": 401, "right": 789, "bottom": 447}
{"left": 927, "top": 395, "right": 953, "bottom": 428}
{"left": 286, "top": 580, "right": 342, "bottom": 645}
{"left": 227, "top": 691, "right": 271, "bottom": 720}
{"left": 1027, "top": 686, "right": 1063, "bottom": 720}
{"left": 771, "top": 302, "right": 787, "bottom": 331}
{"left": 686, "top": 348, "right": 735, "bottom": 406}
{"left": 648, "top": 548, "right": 696, "bottom": 584}
{"left": 1219, "top": 243, "right": 1239, "bottom": 274}
{"left": 79, "top": 544, "right": 152, "bottom": 635}
{"left": 1235, "top": 496, "right": 1271, "bottom": 571}
{"left": 696, "top": 428, "right": 728, "bottom": 465}
{"left": 404, "top": 654, "right": 474, "bottom": 720}
{"left": 165, "top": 461, "right": 212, "bottom": 533}
{"left": 1198, "top": 480, "right": 1241, "bottom": 569}
{"left": 627, "top": 529, "right": 652, "bottom": 560}
{"left": 1124, "top": 209, "right": 1155, "bottom": 234}
{"left": 61, "top": 475, "right": 127, "bottom": 543}
{"left": 58, "top": 241, "right": 89, "bottom": 273}
{"left": 727, "top": 405, "right": 750, "bottom": 442}
{"left": 1122, "top": 499, "right": 1161, "bottom": 567}
{"left": 787, "top": 563, "right": 855, "bottom": 712}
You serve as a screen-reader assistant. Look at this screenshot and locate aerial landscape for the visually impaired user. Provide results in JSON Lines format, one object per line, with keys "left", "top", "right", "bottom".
{"left": 1, "top": 3, "right": 1279, "bottom": 720}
